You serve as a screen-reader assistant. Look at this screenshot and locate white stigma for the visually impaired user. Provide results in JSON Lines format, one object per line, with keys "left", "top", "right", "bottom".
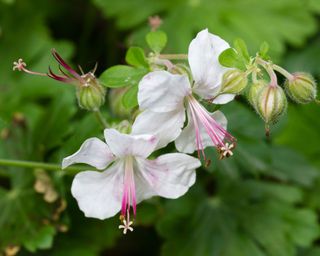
{"left": 13, "top": 58, "right": 26, "bottom": 71}
{"left": 118, "top": 219, "right": 134, "bottom": 235}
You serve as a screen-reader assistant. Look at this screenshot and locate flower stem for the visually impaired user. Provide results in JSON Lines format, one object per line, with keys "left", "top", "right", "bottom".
{"left": 272, "top": 64, "right": 294, "bottom": 80}
{"left": 256, "top": 58, "right": 277, "bottom": 87}
{"left": 252, "top": 70, "right": 258, "bottom": 83}
{"left": 0, "top": 158, "right": 84, "bottom": 174}
{"left": 94, "top": 110, "right": 108, "bottom": 128}
{"left": 158, "top": 54, "right": 188, "bottom": 60}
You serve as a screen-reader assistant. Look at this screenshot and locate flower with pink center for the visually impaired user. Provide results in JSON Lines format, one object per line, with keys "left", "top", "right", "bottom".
{"left": 132, "top": 29, "right": 236, "bottom": 160}
{"left": 62, "top": 129, "right": 200, "bottom": 233}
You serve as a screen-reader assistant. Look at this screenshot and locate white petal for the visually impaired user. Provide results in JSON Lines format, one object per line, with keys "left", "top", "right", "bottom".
{"left": 130, "top": 159, "right": 157, "bottom": 203}
{"left": 62, "top": 138, "right": 114, "bottom": 170}
{"left": 212, "top": 94, "right": 236, "bottom": 104}
{"left": 71, "top": 161, "right": 124, "bottom": 219}
{"left": 138, "top": 71, "right": 191, "bottom": 112}
{"left": 135, "top": 153, "right": 200, "bottom": 200}
{"left": 131, "top": 109, "right": 186, "bottom": 150}
{"left": 104, "top": 128, "right": 158, "bottom": 158}
{"left": 175, "top": 110, "right": 227, "bottom": 153}
{"left": 188, "top": 29, "right": 231, "bottom": 99}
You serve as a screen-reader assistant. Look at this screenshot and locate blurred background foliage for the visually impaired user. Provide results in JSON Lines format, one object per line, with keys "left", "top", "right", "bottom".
{"left": 0, "top": 0, "right": 320, "bottom": 255}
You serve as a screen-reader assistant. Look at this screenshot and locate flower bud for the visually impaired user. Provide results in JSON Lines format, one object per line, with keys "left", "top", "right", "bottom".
{"left": 220, "top": 70, "right": 248, "bottom": 94}
{"left": 113, "top": 120, "right": 132, "bottom": 134}
{"left": 284, "top": 72, "right": 317, "bottom": 104}
{"left": 255, "top": 85, "right": 287, "bottom": 124}
{"left": 247, "top": 80, "right": 268, "bottom": 106}
{"left": 77, "top": 78, "right": 106, "bottom": 111}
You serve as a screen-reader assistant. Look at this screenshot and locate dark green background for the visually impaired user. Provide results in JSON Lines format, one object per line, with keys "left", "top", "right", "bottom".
{"left": 0, "top": 0, "right": 320, "bottom": 255}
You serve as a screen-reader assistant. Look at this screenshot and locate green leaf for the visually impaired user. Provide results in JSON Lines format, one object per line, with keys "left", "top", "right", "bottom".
{"left": 31, "top": 93, "right": 76, "bottom": 153}
{"left": 122, "top": 84, "right": 138, "bottom": 109}
{"left": 125, "top": 46, "right": 149, "bottom": 68}
{"left": 283, "top": 37, "right": 320, "bottom": 76}
{"left": 219, "top": 48, "right": 245, "bottom": 70}
{"left": 48, "top": 214, "right": 120, "bottom": 256}
{"left": 0, "top": 172, "right": 57, "bottom": 251}
{"left": 302, "top": 247, "right": 320, "bottom": 256}
{"left": 234, "top": 38, "right": 250, "bottom": 63}
{"left": 259, "top": 41, "right": 270, "bottom": 59}
{"left": 206, "top": 102, "right": 319, "bottom": 186}
{"left": 93, "top": 0, "right": 319, "bottom": 59}
{"left": 157, "top": 182, "right": 319, "bottom": 256}
{"left": 146, "top": 30, "right": 167, "bottom": 53}
{"left": 308, "top": 0, "right": 320, "bottom": 13}
{"left": 269, "top": 147, "right": 318, "bottom": 186}
{"left": 244, "top": 180, "right": 303, "bottom": 204}
{"left": 219, "top": 39, "right": 250, "bottom": 70}
{"left": 24, "top": 226, "right": 56, "bottom": 252}
{"left": 99, "top": 65, "right": 148, "bottom": 88}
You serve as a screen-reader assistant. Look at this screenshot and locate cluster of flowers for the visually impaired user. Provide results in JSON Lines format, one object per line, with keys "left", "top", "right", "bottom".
{"left": 13, "top": 28, "right": 317, "bottom": 234}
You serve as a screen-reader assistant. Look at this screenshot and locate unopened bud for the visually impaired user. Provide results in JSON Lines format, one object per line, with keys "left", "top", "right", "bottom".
{"left": 255, "top": 85, "right": 287, "bottom": 124}
{"left": 77, "top": 79, "right": 106, "bottom": 111}
{"left": 248, "top": 80, "right": 268, "bottom": 106}
{"left": 284, "top": 72, "right": 317, "bottom": 104}
{"left": 113, "top": 120, "right": 132, "bottom": 134}
{"left": 220, "top": 69, "right": 248, "bottom": 94}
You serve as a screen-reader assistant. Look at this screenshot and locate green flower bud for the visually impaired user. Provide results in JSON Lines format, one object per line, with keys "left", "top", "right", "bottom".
{"left": 247, "top": 80, "right": 268, "bottom": 106}
{"left": 284, "top": 72, "right": 317, "bottom": 104}
{"left": 254, "top": 85, "right": 287, "bottom": 124}
{"left": 112, "top": 120, "right": 132, "bottom": 134}
{"left": 220, "top": 70, "right": 248, "bottom": 94}
{"left": 77, "top": 77, "right": 106, "bottom": 111}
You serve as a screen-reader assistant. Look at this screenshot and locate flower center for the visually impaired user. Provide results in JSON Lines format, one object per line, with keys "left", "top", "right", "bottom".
{"left": 119, "top": 156, "right": 136, "bottom": 234}
{"left": 187, "top": 95, "right": 236, "bottom": 163}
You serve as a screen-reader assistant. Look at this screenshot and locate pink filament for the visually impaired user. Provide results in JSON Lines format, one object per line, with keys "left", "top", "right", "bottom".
{"left": 51, "top": 49, "right": 85, "bottom": 82}
{"left": 187, "top": 96, "right": 235, "bottom": 156}
{"left": 121, "top": 158, "right": 137, "bottom": 218}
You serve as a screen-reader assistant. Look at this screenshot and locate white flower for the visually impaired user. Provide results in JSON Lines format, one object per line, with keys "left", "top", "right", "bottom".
{"left": 188, "top": 29, "right": 236, "bottom": 104}
{"left": 62, "top": 129, "right": 200, "bottom": 232}
{"left": 132, "top": 29, "right": 236, "bottom": 160}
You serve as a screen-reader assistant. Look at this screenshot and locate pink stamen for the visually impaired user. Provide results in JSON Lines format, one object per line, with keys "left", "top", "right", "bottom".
{"left": 51, "top": 49, "right": 84, "bottom": 82}
{"left": 48, "top": 66, "right": 75, "bottom": 83}
{"left": 13, "top": 50, "right": 93, "bottom": 87}
{"left": 121, "top": 157, "right": 137, "bottom": 221}
{"left": 13, "top": 59, "right": 47, "bottom": 77}
{"left": 187, "top": 95, "right": 236, "bottom": 160}
{"left": 189, "top": 102, "right": 206, "bottom": 160}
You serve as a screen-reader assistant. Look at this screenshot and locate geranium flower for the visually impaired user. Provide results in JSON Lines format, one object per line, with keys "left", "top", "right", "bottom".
{"left": 132, "top": 29, "right": 236, "bottom": 161}
{"left": 62, "top": 129, "right": 200, "bottom": 234}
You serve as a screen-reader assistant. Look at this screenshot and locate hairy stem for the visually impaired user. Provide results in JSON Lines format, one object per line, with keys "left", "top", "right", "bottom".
{"left": 256, "top": 58, "right": 278, "bottom": 87}
{"left": 272, "top": 64, "right": 294, "bottom": 80}
{"left": 94, "top": 110, "right": 108, "bottom": 128}
{"left": 158, "top": 54, "right": 188, "bottom": 60}
{"left": 0, "top": 159, "right": 85, "bottom": 174}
